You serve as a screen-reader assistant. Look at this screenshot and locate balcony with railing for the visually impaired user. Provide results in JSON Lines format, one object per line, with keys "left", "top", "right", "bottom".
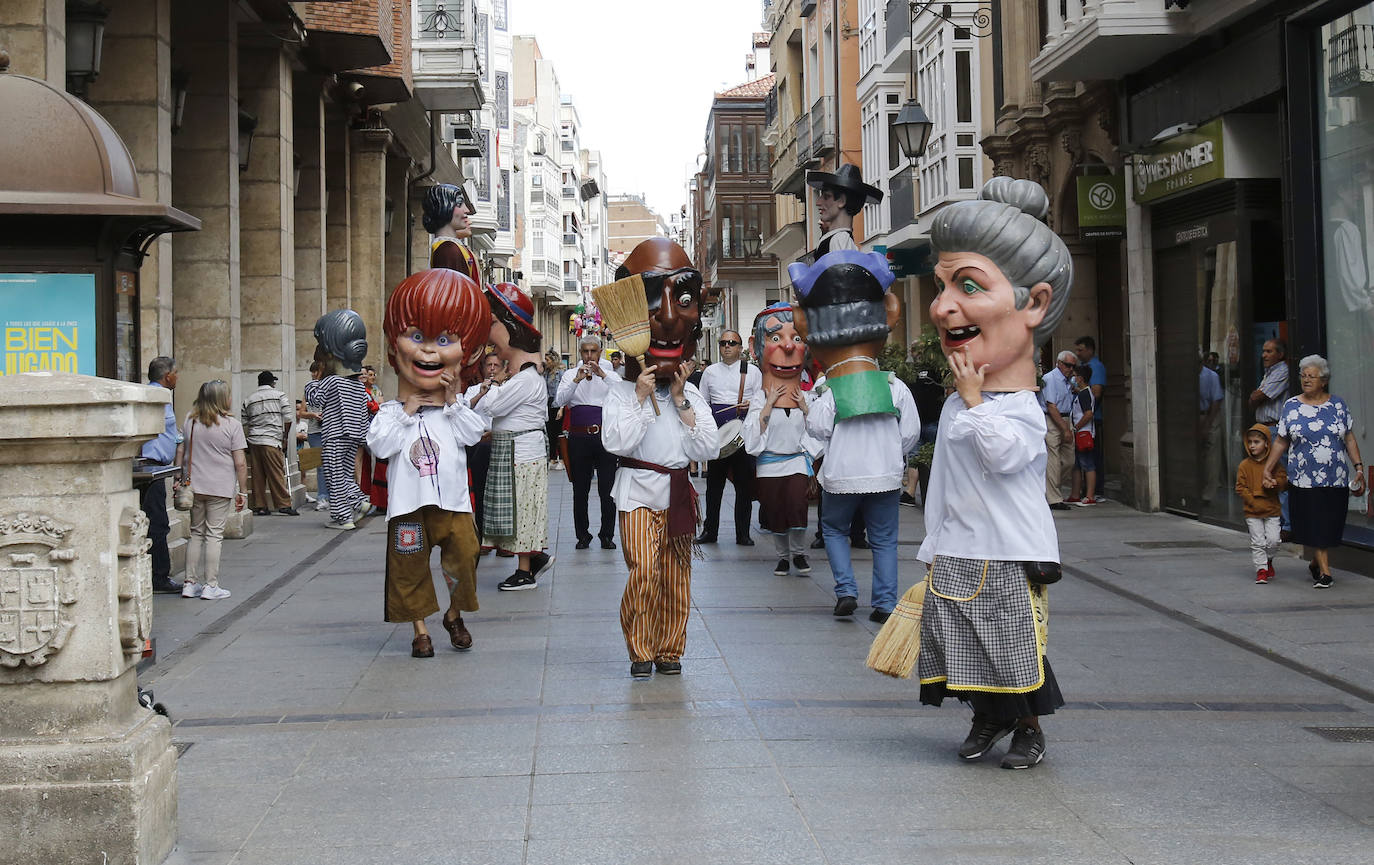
{"left": 413, "top": 0, "right": 485, "bottom": 111}
{"left": 1029, "top": 0, "right": 1260, "bottom": 83}
{"left": 793, "top": 112, "right": 813, "bottom": 170}
{"left": 810, "top": 96, "right": 835, "bottom": 158}
{"left": 1330, "top": 23, "right": 1374, "bottom": 96}
{"left": 883, "top": 0, "right": 912, "bottom": 76}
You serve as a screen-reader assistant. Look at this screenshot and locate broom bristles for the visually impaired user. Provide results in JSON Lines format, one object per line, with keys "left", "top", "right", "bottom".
{"left": 865, "top": 579, "right": 927, "bottom": 678}
{"left": 593, "top": 275, "right": 652, "bottom": 358}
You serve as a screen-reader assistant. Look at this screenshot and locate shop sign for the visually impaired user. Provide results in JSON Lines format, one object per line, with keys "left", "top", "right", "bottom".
{"left": 0, "top": 273, "right": 97, "bottom": 376}
{"left": 1076, "top": 175, "right": 1125, "bottom": 238}
{"left": 884, "top": 245, "right": 933, "bottom": 278}
{"left": 1134, "top": 119, "right": 1225, "bottom": 204}
{"left": 1174, "top": 224, "right": 1209, "bottom": 245}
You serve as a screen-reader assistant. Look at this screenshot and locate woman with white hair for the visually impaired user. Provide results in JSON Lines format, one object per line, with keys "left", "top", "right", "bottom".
{"left": 1263, "top": 355, "right": 1365, "bottom": 588}
{"left": 917, "top": 177, "right": 1073, "bottom": 770}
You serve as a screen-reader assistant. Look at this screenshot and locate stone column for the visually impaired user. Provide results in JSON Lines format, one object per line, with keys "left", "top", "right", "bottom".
{"left": 324, "top": 108, "right": 352, "bottom": 311}
{"left": 379, "top": 153, "right": 410, "bottom": 398}
{"left": 294, "top": 75, "right": 327, "bottom": 381}
{"left": 0, "top": 372, "right": 177, "bottom": 865}
{"left": 408, "top": 186, "right": 430, "bottom": 278}
{"left": 87, "top": 0, "right": 175, "bottom": 367}
{"left": 349, "top": 126, "right": 392, "bottom": 371}
{"left": 0, "top": 0, "right": 65, "bottom": 86}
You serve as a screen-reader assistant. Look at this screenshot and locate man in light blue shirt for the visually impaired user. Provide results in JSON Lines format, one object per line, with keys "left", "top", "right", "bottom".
{"left": 1042, "top": 350, "right": 1077, "bottom": 509}
{"left": 140, "top": 356, "right": 183, "bottom": 593}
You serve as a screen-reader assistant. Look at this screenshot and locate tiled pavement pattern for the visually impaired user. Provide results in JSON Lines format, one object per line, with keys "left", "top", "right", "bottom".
{"left": 146, "top": 475, "right": 1374, "bottom": 865}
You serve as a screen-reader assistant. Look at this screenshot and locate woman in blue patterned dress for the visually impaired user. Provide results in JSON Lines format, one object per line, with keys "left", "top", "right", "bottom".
{"left": 1263, "top": 355, "right": 1365, "bottom": 588}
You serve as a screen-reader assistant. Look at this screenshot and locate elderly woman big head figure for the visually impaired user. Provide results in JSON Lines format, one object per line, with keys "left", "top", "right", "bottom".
{"left": 1263, "top": 354, "right": 1365, "bottom": 587}
{"left": 914, "top": 177, "right": 1073, "bottom": 771}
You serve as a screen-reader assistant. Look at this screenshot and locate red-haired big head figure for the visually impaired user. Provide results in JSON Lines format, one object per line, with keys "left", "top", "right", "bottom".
{"left": 384, "top": 268, "right": 491, "bottom": 401}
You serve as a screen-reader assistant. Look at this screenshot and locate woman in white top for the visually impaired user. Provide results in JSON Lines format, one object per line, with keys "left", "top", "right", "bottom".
{"left": 917, "top": 177, "right": 1074, "bottom": 770}
{"left": 178, "top": 380, "right": 249, "bottom": 600}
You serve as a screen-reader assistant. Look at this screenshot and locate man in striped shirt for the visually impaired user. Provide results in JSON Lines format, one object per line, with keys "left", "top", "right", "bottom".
{"left": 242, "top": 370, "right": 298, "bottom": 516}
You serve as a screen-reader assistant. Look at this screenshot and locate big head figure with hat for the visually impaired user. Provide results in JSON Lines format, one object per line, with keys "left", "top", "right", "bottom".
{"left": 806, "top": 163, "right": 884, "bottom": 256}
{"left": 486, "top": 281, "right": 542, "bottom": 371}
{"left": 423, "top": 183, "right": 481, "bottom": 284}
{"left": 614, "top": 237, "right": 703, "bottom": 387}
{"left": 384, "top": 268, "right": 491, "bottom": 408}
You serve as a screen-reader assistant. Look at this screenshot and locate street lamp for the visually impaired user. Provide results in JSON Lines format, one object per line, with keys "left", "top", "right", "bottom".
{"left": 742, "top": 231, "right": 761, "bottom": 258}
{"left": 65, "top": 0, "right": 110, "bottom": 100}
{"left": 170, "top": 66, "right": 189, "bottom": 134}
{"left": 237, "top": 108, "right": 257, "bottom": 173}
{"left": 893, "top": 2, "right": 992, "bottom": 160}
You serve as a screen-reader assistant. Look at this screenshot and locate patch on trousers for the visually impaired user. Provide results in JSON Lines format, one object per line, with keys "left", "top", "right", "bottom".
{"left": 394, "top": 522, "right": 424, "bottom": 554}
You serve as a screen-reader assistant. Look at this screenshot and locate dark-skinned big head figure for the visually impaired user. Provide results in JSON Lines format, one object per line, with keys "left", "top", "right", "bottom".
{"left": 613, "top": 237, "right": 702, "bottom": 383}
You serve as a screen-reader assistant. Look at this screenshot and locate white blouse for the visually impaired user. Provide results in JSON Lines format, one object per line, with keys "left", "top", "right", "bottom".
{"left": 743, "top": 401, "right": 820, "bottom": 478}
{"left": 601, "top": 381, "right": 718, "bottom": 512}
{"left": 917, "top": 390, "right": 1060, "bottom": 564}
{"left": 475, "top": 364, "right": 548, "bottom": 462}
{"left": 805, "top": 376, "right": 920, "bottom": 494}
{"left": 366, "top": 400, "right": 489, "bottom": 520}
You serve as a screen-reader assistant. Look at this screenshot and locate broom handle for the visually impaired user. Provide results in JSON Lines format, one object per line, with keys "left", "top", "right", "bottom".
{"left": 637, "top": 355, "right": 660, "bottom": 415}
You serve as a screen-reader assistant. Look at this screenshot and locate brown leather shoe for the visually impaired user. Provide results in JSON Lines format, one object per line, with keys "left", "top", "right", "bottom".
{"left": 411, "top": 633, "right": 434, "bottom": 658}
{"left": 441, "top": 613, "right": 473, "bottom": 650}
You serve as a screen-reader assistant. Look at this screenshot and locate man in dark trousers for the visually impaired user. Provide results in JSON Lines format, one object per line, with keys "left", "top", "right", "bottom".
{"left": 696, "top": 330, "right": 763, "bottom": 545}
{"left": 554, "top": 335, "right": 622, "bottom": 549}
{"left": 140, "top": 357, "right": 183, "bottom": 593}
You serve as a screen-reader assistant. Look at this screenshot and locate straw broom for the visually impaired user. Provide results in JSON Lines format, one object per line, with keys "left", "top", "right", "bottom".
{"left": 592, "top": 274, "right": 658, "bottom": 414}
{"left": 865, "top": 578, "right": 928, "bottom": 678}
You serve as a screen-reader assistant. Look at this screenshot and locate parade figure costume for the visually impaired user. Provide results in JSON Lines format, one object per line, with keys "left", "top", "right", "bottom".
{"left": 369, "top": 268, "right": 492, "bottom": 656}
{"left": 554, "top": 348, "right": 622, "bottom": 547}
{"left": 304, "top": 309, "right": 373, "bottom": 528}
{"left": 915, "top": 176, "right": 1075, "bottom": 768}
{"left": 601, "top": 238, "right": 716, "bottom": 675}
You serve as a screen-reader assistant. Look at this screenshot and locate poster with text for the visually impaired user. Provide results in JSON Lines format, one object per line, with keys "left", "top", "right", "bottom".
{"left": 0, "top": 273, "right": 97, "bottom": 376}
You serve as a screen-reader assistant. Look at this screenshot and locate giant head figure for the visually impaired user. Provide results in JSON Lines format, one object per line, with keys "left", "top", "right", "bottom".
{"left": 787, "top": 249, "right": 898, "bottom": 379}
{"left": 928, "top": 177, "right": 1073, "bottom": 391}
{"left": 750, "top": 302, "right": 805, "bottom": 408}
{"left": 806, "top": 163, "right": 883, "bottom": 236}
{"left": 485, "top": 282, "right": 542, "bottom": 363}
{"left": 615, "top": 237, "right": 702, "bottom": 382}
{"left": 313, "top": 309, "right": 368, "bottom": 376}
{"left": 422, "top": 183, "right": 472, "bottom": 239}
{"left": 383, "top": 268, "right": 491, "bottom": 401}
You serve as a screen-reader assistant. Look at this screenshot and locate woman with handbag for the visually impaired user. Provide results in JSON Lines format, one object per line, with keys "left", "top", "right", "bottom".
{"left": 1067, "top": 363, "right": 1097, "bottom": 506}
{"left": 177, "top": 379, "right": 249, "bottom": 600}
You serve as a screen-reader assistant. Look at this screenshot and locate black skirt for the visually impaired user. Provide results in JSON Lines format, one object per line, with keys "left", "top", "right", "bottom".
{"left": 1288, "top": 485, "right": 1351, "bottom": 549}
{"left": 920, "top": 657, "right": 1065, "bottom": 722}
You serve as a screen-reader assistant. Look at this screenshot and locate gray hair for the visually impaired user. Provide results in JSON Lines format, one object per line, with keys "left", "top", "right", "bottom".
{"left": 930, "top": 177, "right": 1073, "bottom": 346}
{"left": 1298, "top": 354, "right": 1331, "bottom": 381}
{"left": 1056, "top": 349, "right": 1077, "bottom": 365}
{"left": 147, "top": 356, "right": 176, "bottom": 383}
{"left": 578, "top": 335, "right": 603, "bottom": 350}
{"left": 752, "top": 306, "right": 795, "bottom": 351}
{"left": 803, "top": 300, "right": 889, "bottom": 348}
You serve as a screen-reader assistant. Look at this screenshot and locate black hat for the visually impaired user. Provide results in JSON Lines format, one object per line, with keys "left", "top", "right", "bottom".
{"left": 806, "top": 163, "right": 883, "bottom": 206}
{"left": 258, "top": 370, "right": 278, "bottom": 386}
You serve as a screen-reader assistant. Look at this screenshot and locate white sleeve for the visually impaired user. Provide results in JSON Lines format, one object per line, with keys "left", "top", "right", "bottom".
{"left": 553, "top": 369, "right": 578, "bottom": 408}
{"left": 945, "top": 397, "right": 1045, "bottom": 474}
{"left": 681, "top": 385, "right": 719, "bottom": 462}
{"left": 600, "top": 384, "right": 652, "bottom": 457}
{"left": 365, "top": 402, "right": 418, "bottom": 460}
{"left": 895, "top": 384, "right": 921, "bottom": 456}
{"left": 443, "top": 400, "right": 491, "bottom": 447}
{"left": 805, "top": 390, "right": 837, "bottom": 443}
{"left": 742, "top": 405, "right": 766, "bottom": 455}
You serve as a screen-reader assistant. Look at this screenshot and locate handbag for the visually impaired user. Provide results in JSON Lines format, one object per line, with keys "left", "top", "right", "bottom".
{"left": 297, "top": 445, "right": 322, "bottom": 472}
{"left": 173, "top": 420, "right": 195, "bottom": 511}
{"left": 1023, "top": 561, "right": 1063, "bottom": 586}
{"left": 1074, "top": 428, "right": 1094, "bottom": 451}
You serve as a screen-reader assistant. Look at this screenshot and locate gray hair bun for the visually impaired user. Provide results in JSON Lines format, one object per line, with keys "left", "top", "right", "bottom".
{"left": 980, "top": 176, "right": 1049, "bottom": 221}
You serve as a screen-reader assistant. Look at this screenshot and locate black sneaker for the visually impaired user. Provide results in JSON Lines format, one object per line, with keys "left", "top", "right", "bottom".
{"left": 899, "top": 492, "right": 917, "bottom": 507}
{"left": 869, "top": 608, "right": 891, "bottom": 624}
{"left": 575, "top": 538, "right": 591, "bottom": 550}
{"left": 151, "top": 577, "right": 183, "bottom": 594}
{"left": 654, "top": 660, "right": 682, "bottom": 675}
{"left": 498, "top": 570, "right": 536, "bottom": 591}
{"left": 277, "top": 507, "right": 300, "bottom": 516}
{"left": 773, "top": 558, "right": 790, "bottom": 576}
{"left": 833, "top": 596, "right": 858, "bottom": 617}
{"left": 600, "top": 538, "right": 617, "bottom": 550}
{"left": 958, "top": 713, "right": 1015, "bottom": 760}
{"left": 630, "top": 661, "right": 653, "bottom": 678}
{"left": 1316, "top": 573, "right": 1334, "bottom": 589}
{"left": 1000, "top": 725, "right": 1047, "bottom": 769}
{"left": 529, "top": 551, "right": 555, "bottom": 578}
{"left": 251, "top": 507, "right": 270, "bottom": 516}
{"left": 1049, "top": 502, "right": 1071, "bottom": 511}
{"left": 792, "top": 555, "right": 811, "bottom": 575}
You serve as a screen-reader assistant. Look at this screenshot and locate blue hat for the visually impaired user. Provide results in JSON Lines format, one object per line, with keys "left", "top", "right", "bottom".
{"left": 787, "top": 249, "right": 894, "bottom": 308}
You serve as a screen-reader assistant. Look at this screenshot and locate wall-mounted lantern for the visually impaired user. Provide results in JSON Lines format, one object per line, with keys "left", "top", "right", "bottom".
{"left": 64, "top": 0, "right": 110, "bottom": 100}
{"left": 237, "top": 108, "right": 257, "bottom": 173}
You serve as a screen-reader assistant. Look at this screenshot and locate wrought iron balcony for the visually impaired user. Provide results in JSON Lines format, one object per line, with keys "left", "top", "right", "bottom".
{"left": 1330, "top": 23, "right": 1374, "bottom": 96}
{"left": 413, "top": 0, "right": 485, "bottom": 111}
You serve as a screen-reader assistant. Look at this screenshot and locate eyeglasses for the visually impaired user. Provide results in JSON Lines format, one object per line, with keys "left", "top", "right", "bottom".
{"left": 1299, "top": 373, "right": 1325, "bottom": 380}
{"left": 719, "top": 339, "right": 741, "bottom": 347}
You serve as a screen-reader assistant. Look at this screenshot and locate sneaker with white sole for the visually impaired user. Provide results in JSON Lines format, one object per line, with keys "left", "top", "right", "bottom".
{"left": 352, "top": 499, "right": 370, "bottom": 524}
{"left": 773, "top": 558, "right": 790, "bottom": 576}
{"left": 315, "top": 500, "right": 329, "bottom": 512}
{"left": 200, "top": 585, "right": 231, "bottom": 600}
{"left": 1000, "top": 725, "right": 1046, "bottom": 769}
{"left": 181, "top": 580, "right": 203, "bottom": 598}
{"left": 325, "top": 520, "right": 356, "bottom": 530}
{"left": 498, "top": 570, "right": 536, "bottom": 591}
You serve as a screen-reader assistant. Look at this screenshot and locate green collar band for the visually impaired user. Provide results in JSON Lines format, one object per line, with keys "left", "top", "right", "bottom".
{"left": 828, "top": 369, "right": 897, "bottom": 421}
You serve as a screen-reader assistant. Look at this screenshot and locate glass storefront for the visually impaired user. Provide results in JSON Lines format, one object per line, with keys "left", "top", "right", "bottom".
{"left": 1316, "top": 4, "right": 1374, "bottom": 536}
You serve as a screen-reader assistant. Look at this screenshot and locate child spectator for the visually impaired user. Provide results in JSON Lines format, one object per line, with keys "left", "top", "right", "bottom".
{"left": 1067, "top": 364, "right": 1097, "bottom": 506}
{"left": 1235, "top": 423, "right": 1288, "bottom": 584}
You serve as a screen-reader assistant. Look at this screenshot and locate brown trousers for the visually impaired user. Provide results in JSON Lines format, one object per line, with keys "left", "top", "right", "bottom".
{"left": 619, "top": 507, "right": 693, "bottom": 663}
{"left": 385, "top": 507, "right": 480, "bottom": 623}
{"left": 247, "top": 443, "right": 291, "bottom": 510}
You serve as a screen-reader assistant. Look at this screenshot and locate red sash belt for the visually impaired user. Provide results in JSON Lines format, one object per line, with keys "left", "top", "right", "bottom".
{"left": 618, "top": 457, "right": 698, "bottom": 539}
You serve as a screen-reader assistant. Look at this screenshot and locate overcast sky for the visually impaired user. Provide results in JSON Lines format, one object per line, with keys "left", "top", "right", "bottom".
{"left": 508, "top": 0, "right": 767, "bottom": 220}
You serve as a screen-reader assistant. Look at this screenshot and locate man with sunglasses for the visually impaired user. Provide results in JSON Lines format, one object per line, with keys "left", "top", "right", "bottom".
{"left": 697, "top": 330, "right": 763, "bottom": 545}
{"left": 1041, "top": 350, "right": 1078, "bottom": 510}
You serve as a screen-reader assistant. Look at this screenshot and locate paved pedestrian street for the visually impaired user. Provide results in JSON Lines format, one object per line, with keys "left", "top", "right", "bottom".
{"left": 147, "top": 475, "right": 1374, "bottom": 865}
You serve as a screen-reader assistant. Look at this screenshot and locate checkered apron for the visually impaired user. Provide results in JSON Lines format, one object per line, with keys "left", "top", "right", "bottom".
{"left": 482, "top": 430, "right": 517, "bottom": 538}
{"left": 917, "top": 556, "right": 1049, "bottom": 694}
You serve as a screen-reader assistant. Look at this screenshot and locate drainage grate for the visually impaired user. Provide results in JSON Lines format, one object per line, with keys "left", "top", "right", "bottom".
{"left": 173, "top": 741, "right": 194, "bottom": 757}
{"left": 1124, "top": 540, "right": 1223, "bottom": 550}
{"left": 1305, "top": 726, "right": 1374, "bottom": 743}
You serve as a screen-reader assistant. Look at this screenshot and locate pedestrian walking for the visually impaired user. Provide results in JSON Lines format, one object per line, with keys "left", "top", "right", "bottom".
{"left": 696, "top": 330, "right": 762, "bottom": 545}
{"left": 139, "top": 356, "right": 183, "bottom": 594}
{"left": 918, "top": 177, "right": 1072, "bottom": 770}
{"left": 1264, "top": 355, "right": 1366, "bottom": 588}
{"left": 368, "top": 268, "right": 491, "bottom": 658}
{"left": 1236, "top": 424, "right": 1287, "bottom": 584}
{"left": 544, "top": 349, "right": 565, "bottom": 466}
{"left": 1251, "top": 338, "right": 1291, "bottom": 532}
{"left": 1067, "top": 364, "right": 1097, "bottom": 506}
{"left": 792, "top": 249, "right": 918, "bottom": 623}
{"left": 600, "top": 238, "right": 718, "bottom": 678}
{"left": 177, "top": 379, "right": 249, "bottom": 601}
{"left": 742, "top": 303, "right": 818, "bottom": 577}
{"left": 242, "top": 370, "right": 297, "bottom": 516}
{"left": 304, "top": 309, "right": 373, "bottom": 530}
{"left": 554, "top": 335, "right": 621, "bottom": 550}
{"left": 1042, "top": 350, "right": 1077, "bottom": 509}
{"left": 476, "top": 282, "right": 554, "bottom": 591}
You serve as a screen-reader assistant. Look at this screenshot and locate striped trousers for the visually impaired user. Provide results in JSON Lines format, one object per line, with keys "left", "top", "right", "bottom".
{"left": 322, "top": 438, "right": 368, "bottom": 524}
{"left": 619, "top": 507, "right": 693, "bottom": 663}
